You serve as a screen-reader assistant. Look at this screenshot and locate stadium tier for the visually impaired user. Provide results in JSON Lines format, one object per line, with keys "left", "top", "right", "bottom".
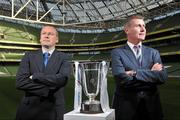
{"left": 0, "top": 12, "right": 179, "bottom": 70}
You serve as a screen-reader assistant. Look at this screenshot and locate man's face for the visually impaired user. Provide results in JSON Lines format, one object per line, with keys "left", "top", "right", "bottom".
{"left": 40, "top": 26, "right": 58, "bottom": 48}
{"left": 125, "top": 18, "right": 146, "bottom": 43}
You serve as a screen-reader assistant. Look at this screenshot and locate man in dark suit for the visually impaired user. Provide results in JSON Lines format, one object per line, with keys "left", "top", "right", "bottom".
{"left": 16, "top": 25, "right": 71, "bottom": 120}
{"left": 111, "top": 15, "right": 168, "bottom": 120}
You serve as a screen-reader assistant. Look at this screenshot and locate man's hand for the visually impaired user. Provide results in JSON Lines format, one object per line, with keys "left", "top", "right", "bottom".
{"left": 126, "top": 70, "right": 136, "bottom": 76}
{"left": 151, "top": 63, "right": 162, "bottom": 71}
{"left": 29, "top": 75, "right": 33, "bottom": 79}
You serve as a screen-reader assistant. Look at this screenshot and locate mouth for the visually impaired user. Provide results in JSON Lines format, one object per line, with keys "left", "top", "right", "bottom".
{"left": 139, "top": 33, "right": 145, "bottom": 38}
{"left": 139, "top": 32, "right": 145, "bottom": 35}
{"left": 42, "top": 39, "right": 50, "bottom": 42}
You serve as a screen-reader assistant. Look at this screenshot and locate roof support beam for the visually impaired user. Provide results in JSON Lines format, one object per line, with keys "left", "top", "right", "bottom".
{"left": 38, "top": 0, "right": 62, "bottom": 21}
{"left": 13, "top": 0, "right": 32, "bottom": 18}
{"left": 88, "top": 0, "right": 103, "bottom": 20}
{"left": 66, "top": 0, "right": 80, "bottom": 22}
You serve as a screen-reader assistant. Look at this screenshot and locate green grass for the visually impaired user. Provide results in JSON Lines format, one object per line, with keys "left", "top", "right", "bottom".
{"left": 160, "top": 78, "right": 180, "bottom": 120}
{"left": 0, "top": 76, "right": 23, "bottom": 120}
{"left": 0, "top": 76, "right": 179, "bottom": 120}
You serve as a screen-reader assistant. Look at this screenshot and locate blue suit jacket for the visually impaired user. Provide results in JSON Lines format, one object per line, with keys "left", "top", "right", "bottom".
{"left": 111, "top": 44, "right": 168, "bottom": 120}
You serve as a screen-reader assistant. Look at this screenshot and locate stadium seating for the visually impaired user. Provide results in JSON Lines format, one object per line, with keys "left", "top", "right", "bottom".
{"left": 0, "top": 13, "right": 179, "bottom": 76}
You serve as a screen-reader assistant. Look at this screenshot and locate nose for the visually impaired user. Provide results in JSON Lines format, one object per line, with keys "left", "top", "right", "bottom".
{"left": 44, "top": 36, "right": 49, "bottom": 39}
{"left": 141, "top": 26, "right": 146, "bottom": 32}
{"left": 44, "top": 34, "right": 49, "bottom": 38}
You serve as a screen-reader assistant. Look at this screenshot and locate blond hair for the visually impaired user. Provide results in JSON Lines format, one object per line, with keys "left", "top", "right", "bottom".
{"left": 125, "top": 15, "right": 144, "bottom": 27}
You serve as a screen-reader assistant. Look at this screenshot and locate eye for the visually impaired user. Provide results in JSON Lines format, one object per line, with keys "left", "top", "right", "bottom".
{"left": 137, "top": 24, "right": 145, "bottom": 28}
{"left": 42, "top": 32, "right": 46, "bottom": 35}
{"left": 48, "top": 32, "right": 55, "bottom": 36}
{"left": 138, "top": 24, "right": 141, "bottom": 27}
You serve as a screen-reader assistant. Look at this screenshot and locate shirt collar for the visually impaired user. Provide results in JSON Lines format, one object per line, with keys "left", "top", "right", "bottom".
{"left": 42, "top": 47, "right": 55, "bottom": 55}
{"left": 127, "top": 41, "right": 142, "bottom": 50}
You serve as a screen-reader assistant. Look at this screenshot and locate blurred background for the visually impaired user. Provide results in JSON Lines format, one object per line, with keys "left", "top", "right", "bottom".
{"left": 0, "top": 0, "right": 180, "bottom": 119}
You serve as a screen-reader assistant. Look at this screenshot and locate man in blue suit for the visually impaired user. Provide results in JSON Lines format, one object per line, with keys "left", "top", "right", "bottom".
{"left": 16, "top": 25, "right": 71, "bottom": 120}
{"left": 111, "top": 15, "right": 167, "bottom": 120}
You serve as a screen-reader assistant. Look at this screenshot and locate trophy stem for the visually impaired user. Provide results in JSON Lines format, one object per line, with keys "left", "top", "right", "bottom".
{"left": 89, "top": 96, "right": 95, "bottom": 103}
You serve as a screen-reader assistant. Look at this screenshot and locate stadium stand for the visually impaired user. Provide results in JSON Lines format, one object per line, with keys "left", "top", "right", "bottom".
{"left": 1, "top": 14, "right": 180, "bottom": 81}
{"left": 0, "top": 13, "right": 180, "bottom": 62}
{"left": 0, "top": 20, "right": 38, "bottom": 43}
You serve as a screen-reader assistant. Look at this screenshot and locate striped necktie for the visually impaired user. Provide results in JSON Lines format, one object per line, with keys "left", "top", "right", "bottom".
{"left": 133, "top": 45, "right": 142, "bottom": 66}
{"left": 43, "top": 52, "right": 50, "bottom": 67}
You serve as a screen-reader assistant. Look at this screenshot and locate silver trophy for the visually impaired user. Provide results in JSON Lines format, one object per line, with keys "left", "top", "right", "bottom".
{"left": 74, "top": 61, "right": 110, "bottom": 114}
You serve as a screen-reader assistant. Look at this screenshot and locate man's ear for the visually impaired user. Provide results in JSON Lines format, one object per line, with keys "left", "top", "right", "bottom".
{"left": 56, "top": 39, "right": 59, "bottom": 43}
{"left": 124, "top": 27, "right": 128, "bottom": 34}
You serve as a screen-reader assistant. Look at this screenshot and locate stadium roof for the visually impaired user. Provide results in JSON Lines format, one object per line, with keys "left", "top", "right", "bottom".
{"left": 0, "top": 0, "right": 179, "bottom": 28}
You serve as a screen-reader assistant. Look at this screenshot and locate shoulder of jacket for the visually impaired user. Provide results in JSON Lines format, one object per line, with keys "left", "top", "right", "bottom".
{"left": 143, "top": 45, "right": 158, "bottom": 52}
{"left": 112, "top": 45, "right": 126, "bottom": 51}
{"left": 24, "top": 50, "right": 40, "bottom": 56}
{"left": 56, "top": 50, "right": 70, "bottom": 57}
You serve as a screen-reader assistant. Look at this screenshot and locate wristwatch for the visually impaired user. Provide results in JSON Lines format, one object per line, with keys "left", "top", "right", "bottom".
{"left": 133, "top": 71, "right": 137, "bottom": 76}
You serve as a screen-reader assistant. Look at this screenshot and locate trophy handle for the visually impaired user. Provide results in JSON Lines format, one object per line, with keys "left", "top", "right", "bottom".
{"left": 100, "top": 61, "right": 110, "bottom": 112}
{"left": 74, "top": 61, "right": 82, "bottom": 112}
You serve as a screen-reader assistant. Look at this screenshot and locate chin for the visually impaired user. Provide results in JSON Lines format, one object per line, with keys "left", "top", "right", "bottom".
{"left": 139, "top": 37, "right": 145, "bottom": 41}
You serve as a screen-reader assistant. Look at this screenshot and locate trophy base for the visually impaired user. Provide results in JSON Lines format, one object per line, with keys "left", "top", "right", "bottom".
{"left": 80, "top": 100, "right": 103, "bottom": 114}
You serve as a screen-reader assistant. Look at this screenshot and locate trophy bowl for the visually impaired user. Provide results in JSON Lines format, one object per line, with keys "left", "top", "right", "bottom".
{"left": 79, "top": 62, "right": 103, "bottom": 114}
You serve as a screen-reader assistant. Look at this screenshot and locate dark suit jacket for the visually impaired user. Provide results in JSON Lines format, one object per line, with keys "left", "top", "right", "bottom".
{"left": 111, "top": 44, "right": 167, "bottom": 120}
{"left": 16, "top": 49, "right": 71, "bottom": 120}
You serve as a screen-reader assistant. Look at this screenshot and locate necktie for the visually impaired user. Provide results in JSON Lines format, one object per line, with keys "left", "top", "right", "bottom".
{"left": 133, "top": 45, "right": 142, "bottom": 66}
{"left": 43, "top": 52, "right": 50, "bottom": 67}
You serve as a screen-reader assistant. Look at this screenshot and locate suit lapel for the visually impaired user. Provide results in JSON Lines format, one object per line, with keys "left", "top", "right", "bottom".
{"left": 141, "top": 45, "right": 148, "bottom": 68}
{"left": 34, "top": 49, "right": 44, "bottom": 72}
{"left": 45, "top": 49, "right": 58, "bottom": 70}
{"left": 123, "top": 44, "right": 139, "bottom": 67}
